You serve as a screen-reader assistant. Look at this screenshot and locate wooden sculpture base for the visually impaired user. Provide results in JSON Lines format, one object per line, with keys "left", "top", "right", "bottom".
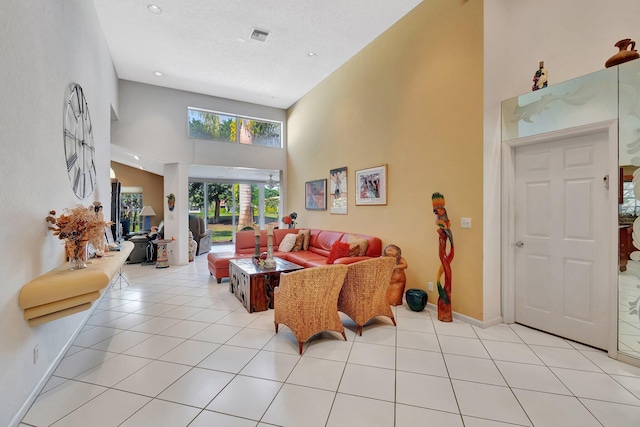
{"left": 437, "top": 299, "right": 452, "bottom": 322}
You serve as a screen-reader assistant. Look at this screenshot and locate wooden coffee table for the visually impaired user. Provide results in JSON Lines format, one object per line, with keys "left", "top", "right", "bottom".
{"left": 229, "top": 257, "right": 304, "bottom": 313}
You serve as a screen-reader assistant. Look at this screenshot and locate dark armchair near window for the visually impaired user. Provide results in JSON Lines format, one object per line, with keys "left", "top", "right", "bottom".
{"left": 189, "top": 215, "right": 213, "bottom": 255}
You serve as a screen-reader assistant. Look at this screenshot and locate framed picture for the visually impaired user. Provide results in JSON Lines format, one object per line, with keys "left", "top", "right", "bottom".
{"left": 105, "top": 227, "right": 115, "bottom": 246}
{"left": 305, "top": 179, "right": 327, "bottom": 210}
{"left": 355, "top": 164, "right": 387, "bottom": 205}
{"left": 330, "top": 166, "right": 347, "bottom": 214}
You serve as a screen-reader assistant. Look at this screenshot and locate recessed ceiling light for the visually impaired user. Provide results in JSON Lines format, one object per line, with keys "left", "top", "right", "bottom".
{"left": 308, "top": 52, "right": 317, "bottom": 57}
{"left": 147, "top": 4, "right": 162, "bottom": 14}
{"left": 134, "top": 155, "right": 140, "bottom": 160}
{"left": 139, "top": 166, "right": 144, "bottom": 170}
{"left": 153, "top": 71, "right": 163, "bottom": 77}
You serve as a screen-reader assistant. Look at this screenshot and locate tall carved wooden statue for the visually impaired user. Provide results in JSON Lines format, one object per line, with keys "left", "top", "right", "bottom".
{"left": 432, "top": 192, "right": 454, "bottom": 322}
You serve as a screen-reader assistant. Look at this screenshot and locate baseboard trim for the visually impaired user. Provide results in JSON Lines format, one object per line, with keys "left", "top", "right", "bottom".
{"left": 10, "top": 281, "right": 113, "bottom": 427}
{"left": 614, "top": 352, "right": 640, "bottom": 368}
{"left": 425, "top": 303, "right": 503, "bottom": 329}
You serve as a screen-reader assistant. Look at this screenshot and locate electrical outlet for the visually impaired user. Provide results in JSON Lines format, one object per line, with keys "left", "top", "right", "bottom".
{"left": 33, "top": 345, "right": 39, "bottom": 365}
{"left": 428, "top": 281, "right": 434, "bottom": 292}
{"left": 461, "top": 217, "right": 472, "bottom": 229}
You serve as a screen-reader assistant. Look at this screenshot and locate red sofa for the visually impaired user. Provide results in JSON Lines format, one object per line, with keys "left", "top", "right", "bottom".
{"left": 207, "top": 228, "right": 382, "bottom": 283}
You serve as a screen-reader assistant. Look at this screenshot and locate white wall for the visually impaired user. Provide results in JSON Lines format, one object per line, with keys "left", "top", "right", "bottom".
{"left": 3, "top": 1, "right": 640, "bottom": 423}
{"left": 0, "top": 1, "right": 117, "bottom": 425}
{"left": 483, "top": 0, "right": 640, "bottom": 321}
{"left": 110, "top": 81, "right": 288, "bottom": 260}
{"left": 112, "top": 80, "right": 287, "bottom": 172}
{"left": 164, "top": 162, "right": 190, "bottom": 265}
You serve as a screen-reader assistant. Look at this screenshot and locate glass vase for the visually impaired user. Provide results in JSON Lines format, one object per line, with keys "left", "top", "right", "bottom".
{"left": 69, "top": 241, "right": 88, "bottom": 270}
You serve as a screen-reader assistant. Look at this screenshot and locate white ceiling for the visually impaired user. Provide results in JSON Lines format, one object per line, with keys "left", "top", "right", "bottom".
{"left": 97, "top": 0, "right": 422, "bottom": 181}
{"left": 93, "top": 0, "right": 422, "bottom": 109}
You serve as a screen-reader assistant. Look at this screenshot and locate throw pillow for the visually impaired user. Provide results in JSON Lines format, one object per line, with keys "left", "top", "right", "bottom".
{"left": 348, "top": 234, "right": 369, "bottom": 257}
{"left": 278, "top": 233, "right": 297, "bottom": 252}
{"left": 326, "top": 241, "right": 350, "bottom": 264}
{"left": 299, "top": 229, "right": 311, "bottom": 250}
{"left": 292, "top": 233, "right": 305, "bottom": 251}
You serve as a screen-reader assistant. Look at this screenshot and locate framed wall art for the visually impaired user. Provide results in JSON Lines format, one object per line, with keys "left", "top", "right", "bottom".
{"left": 355, "top": 164, "right": 387, "bottom": 205}
{"left": 330, "top": 166, "right": 347, "bottom": 214}
{"left": 305, "top": 179, "right": 327, "bottom": 210}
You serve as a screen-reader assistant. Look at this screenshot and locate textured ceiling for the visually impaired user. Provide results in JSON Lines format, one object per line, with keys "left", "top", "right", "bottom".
{"left": 98, "top": 0, "right": 422, "bottom": 181}
{"left": 93, "top": 0, "right": 422, "bottom": 109}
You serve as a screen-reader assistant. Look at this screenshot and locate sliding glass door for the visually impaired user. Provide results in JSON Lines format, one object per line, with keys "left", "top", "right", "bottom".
{"left": 188, "top": 180, "right": 280, "bottom": 245}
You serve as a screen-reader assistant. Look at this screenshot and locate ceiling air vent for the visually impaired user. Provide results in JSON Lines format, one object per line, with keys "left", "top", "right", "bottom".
{"left": 250, "top": 28, "right": 270, "bottom": 42}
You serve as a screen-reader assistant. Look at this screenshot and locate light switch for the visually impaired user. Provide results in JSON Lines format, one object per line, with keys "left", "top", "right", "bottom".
{"left": 461, "top": 218, "right": 472, "bottom": 229}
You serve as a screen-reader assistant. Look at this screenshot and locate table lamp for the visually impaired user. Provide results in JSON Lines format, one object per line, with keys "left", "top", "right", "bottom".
{"left": 139, "top": 205, "right": 156, "bottom": 231}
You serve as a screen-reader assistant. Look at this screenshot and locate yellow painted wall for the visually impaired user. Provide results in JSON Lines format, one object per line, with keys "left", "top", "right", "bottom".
{"left": 111, "top": 161, "right": 165, "bottom": 227}
{"left": 286, "top": 0, "right": 484, "bottom": 320}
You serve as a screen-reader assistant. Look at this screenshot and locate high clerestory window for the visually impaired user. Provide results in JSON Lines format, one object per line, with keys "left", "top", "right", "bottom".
{"left": 187, "top": 107, "right": 282, "bottom": 148}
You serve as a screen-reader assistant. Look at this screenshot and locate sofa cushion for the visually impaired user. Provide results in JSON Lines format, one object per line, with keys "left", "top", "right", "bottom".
{"left": 312, "top": 230, "right": 345, "bottom": 252}
{"left": 298, "top": 229, "right": 311, "bottom": 250}
{"left": 274, "top": 228, "right": 298, "bottom": 245}
{"left": 348, "top": 234, "right": 369, "bottom": 257}
{"left": 292, "top": 233, "right": 305, "bottom": 251}
{"left": 278, "top": 233, "right": 297, "bottom": 252}
{"left": 284, "top": 251, "right": 327, "bottom": 267}
{"left": 209, "top": 252, "right": 250, "bottom": 268}
{"left": 340, "top": 232, "right": 382, "bottom": 257}
{"left": 235, "top": 230, "right": 262, "bottom": 255}
{"left": 234, "top": 229, "right": 298, "bottom": 254}
{"left": 327, "top": 241, "right": 350, "bottom": 264}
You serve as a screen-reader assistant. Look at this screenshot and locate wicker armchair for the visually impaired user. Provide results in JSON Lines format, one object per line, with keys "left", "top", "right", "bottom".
{"left": 274, "top": 264, "right": 348, "bottom": 354}
{"left": 338, "top": 256, "right": 397, "bottom": 336}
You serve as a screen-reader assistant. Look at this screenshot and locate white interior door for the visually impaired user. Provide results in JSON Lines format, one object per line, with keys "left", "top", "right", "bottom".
{"left": 514, "top": 130, "right": 610, "bottom": 349}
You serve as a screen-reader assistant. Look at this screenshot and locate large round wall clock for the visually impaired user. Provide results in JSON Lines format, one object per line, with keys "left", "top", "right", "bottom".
{"left": 64, "top": 83, "right": 96, "bottom": 199}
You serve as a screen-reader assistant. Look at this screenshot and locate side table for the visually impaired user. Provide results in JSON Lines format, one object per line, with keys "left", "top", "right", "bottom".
{"left": 155, "top": 239, "right": 173, "bottom": 268}
{"left": 229, "top": 257, "right": 304, "bottom": 312}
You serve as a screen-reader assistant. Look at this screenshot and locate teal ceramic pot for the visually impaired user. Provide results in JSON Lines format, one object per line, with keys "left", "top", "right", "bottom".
{"left": 405, "top": 288, "right": 428, "bottom": 312}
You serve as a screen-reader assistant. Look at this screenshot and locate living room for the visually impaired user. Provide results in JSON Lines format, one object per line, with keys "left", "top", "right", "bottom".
{"left": 4, "top": 1, "right": 640, "bottom": 426}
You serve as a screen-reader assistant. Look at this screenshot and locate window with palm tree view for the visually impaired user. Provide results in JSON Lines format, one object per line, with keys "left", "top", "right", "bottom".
{"left": 189, "top": 181, "right": 280, "bottom": 244}
{"left": 187, "top": 107, "right": 282, "bottom": 148}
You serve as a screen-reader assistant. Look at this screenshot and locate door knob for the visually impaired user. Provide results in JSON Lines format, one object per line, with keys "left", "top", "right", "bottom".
{"left": 515, "top": 241, "right": 524, "bottom": 247}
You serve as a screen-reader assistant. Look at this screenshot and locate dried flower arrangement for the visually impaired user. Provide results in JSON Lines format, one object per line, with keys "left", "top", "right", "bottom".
{"left": 46, "top": 204, "right": 111, "bottom": 267}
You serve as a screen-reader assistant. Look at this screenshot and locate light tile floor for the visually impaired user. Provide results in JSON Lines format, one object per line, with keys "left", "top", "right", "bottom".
{"left": 20, "top": 254, "right": 640, "bottom": 427}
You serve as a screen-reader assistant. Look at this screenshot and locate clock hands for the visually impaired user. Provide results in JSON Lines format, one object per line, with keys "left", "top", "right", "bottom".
{"left": 64, "top": 129, "right": 94, "bottom": 151}
{"left": 64, "top": 129, "right": 82, "bottom": 143}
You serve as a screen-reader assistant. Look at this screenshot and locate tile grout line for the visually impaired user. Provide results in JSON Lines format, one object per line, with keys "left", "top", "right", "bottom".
{"left": 27, "top": 257, "right": 640, "bottom": 427}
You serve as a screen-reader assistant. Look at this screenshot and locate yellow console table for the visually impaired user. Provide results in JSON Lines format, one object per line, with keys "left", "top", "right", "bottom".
{"left": 19, "top": 241, "right": 133, "bottom": 326}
